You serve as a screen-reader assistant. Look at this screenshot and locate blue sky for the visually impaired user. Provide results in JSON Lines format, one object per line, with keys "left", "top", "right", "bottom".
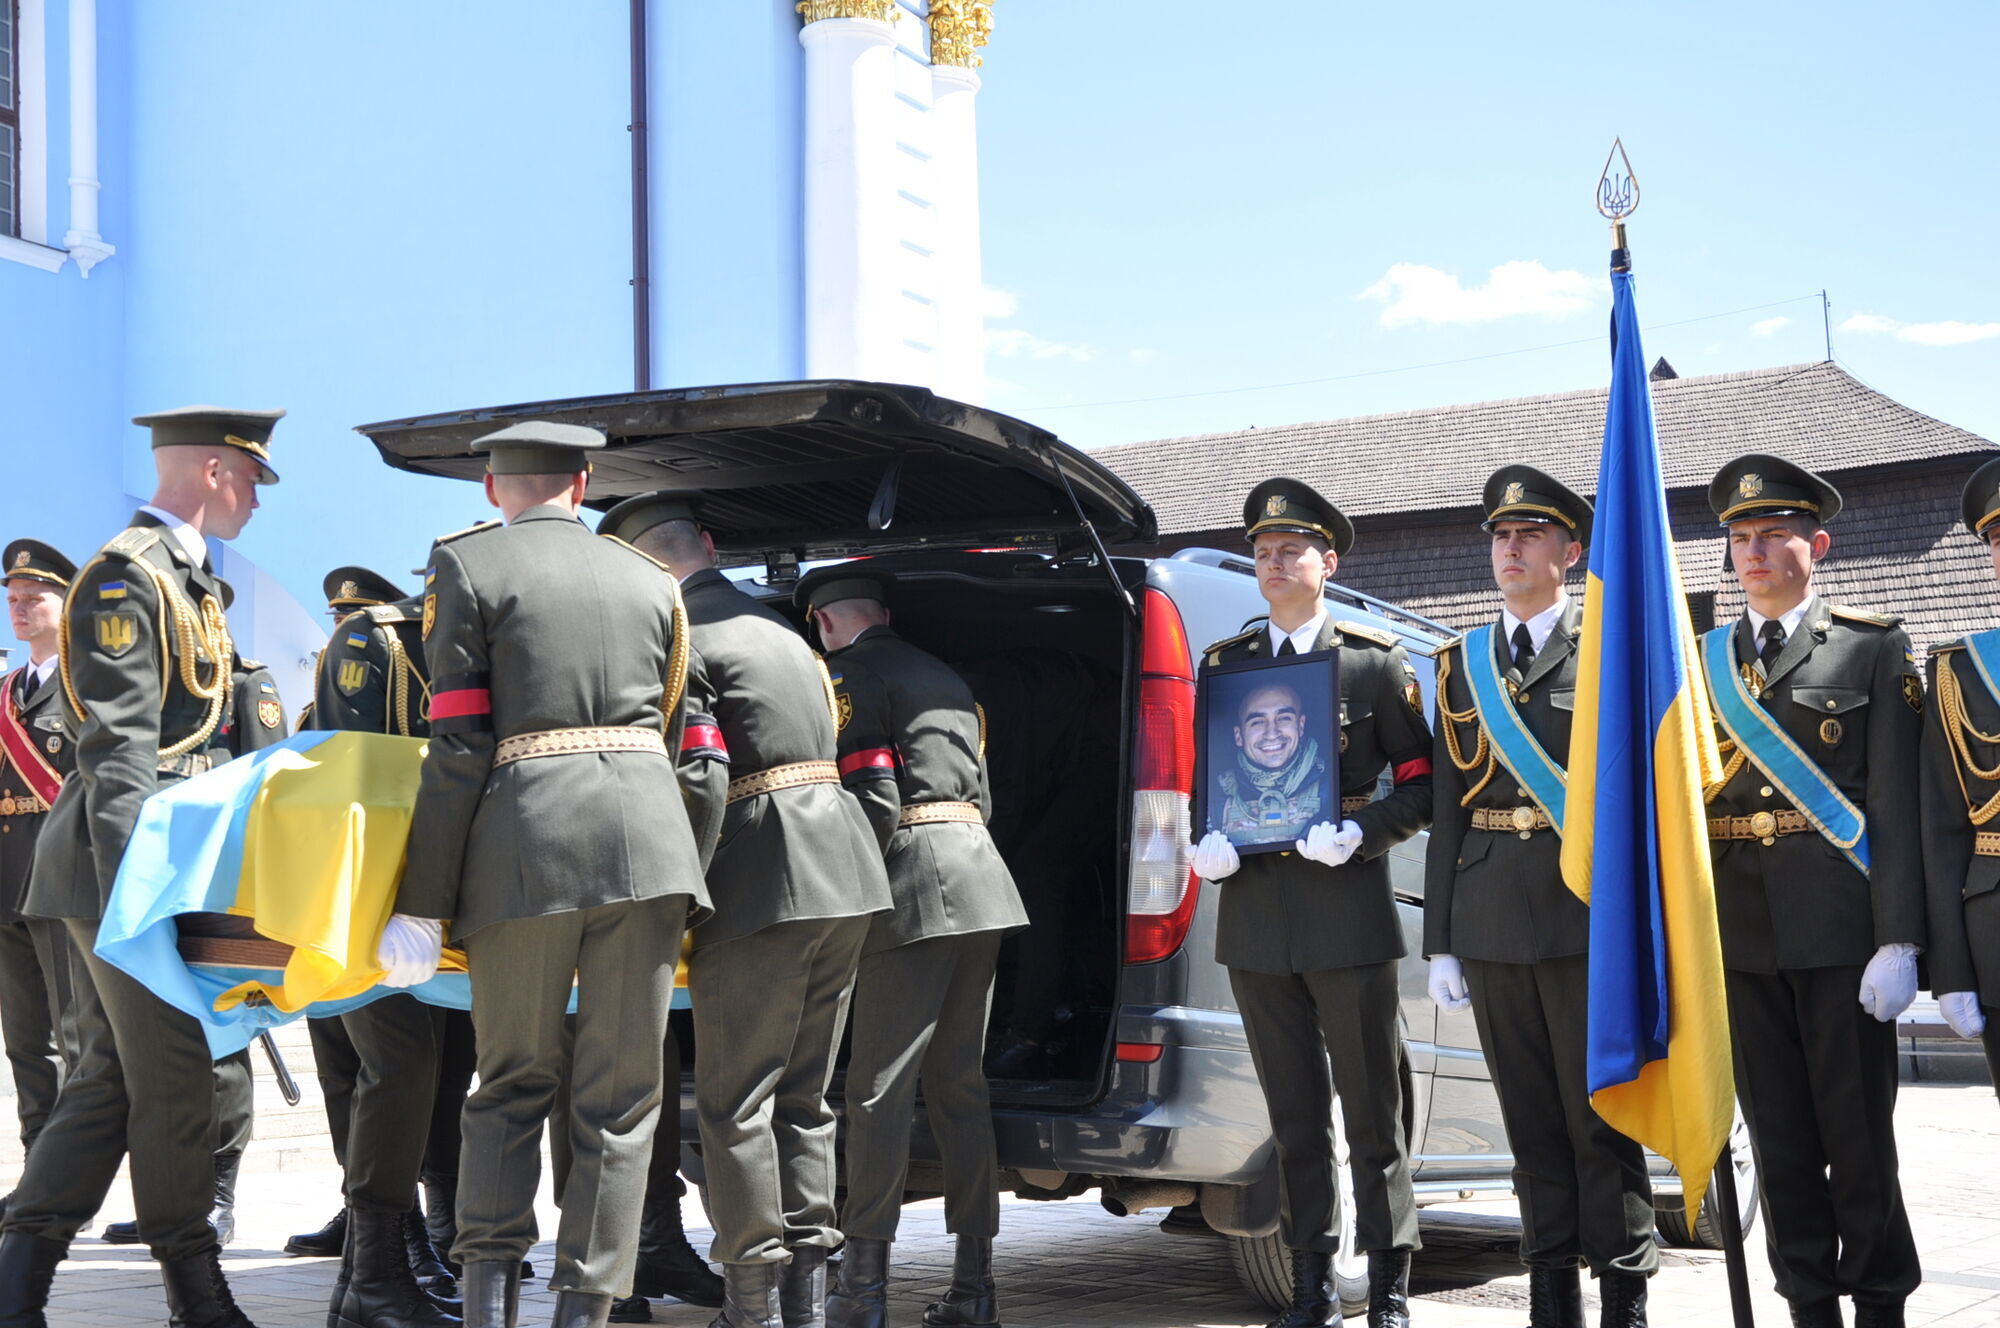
{"left": 973, "top": 2, "right": 2000, "bottom": 451}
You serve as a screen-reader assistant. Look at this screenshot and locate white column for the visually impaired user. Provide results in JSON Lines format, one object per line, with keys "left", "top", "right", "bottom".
{"left": 62, "top": 0, "right": 114, "bottom": 276}
{"left": 928, "top": 63, "right": 983, "bottom": 404}
{"left": 799, "top": 11, "right": 902, "bottom": 381}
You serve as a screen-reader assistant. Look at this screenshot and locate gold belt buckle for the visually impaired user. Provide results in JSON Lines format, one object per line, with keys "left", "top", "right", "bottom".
{"left": 1749, "top": 810, "right": 1777, "bottom": 842}
{"left": 1511, "top": 806, "right": 1538, "bottom": 833}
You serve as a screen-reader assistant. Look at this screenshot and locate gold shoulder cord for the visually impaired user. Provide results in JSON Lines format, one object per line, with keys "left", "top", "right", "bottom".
{"left": 1937, "top": 654, "right": 2000, "bottom": 825}
{"left": 975, "top": 702, "right": 988, "bottom": 760}
{"left": 814, "top": 654, "right": 840, "bottom": 729}
{"left": 58, "top": 553, "right": 231, "bottom": 759}
{"left": 663, "top": 589, "right": 691, "bottom": 724}
{"left": 1433, "top": 647, "right": 1497, "bottom": 806}
{"left": 384, "top": 630, "right": 432, "bottom": 737}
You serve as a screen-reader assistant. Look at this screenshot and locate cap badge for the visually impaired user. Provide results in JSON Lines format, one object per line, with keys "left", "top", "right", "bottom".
{"left": 1502, "top": 481, "right": 1525, "bottom": 506}
{"left": 11, "top": 551, "right": 28, "bottom": 569}
{"left": 338, "top": 581, "right": 360, "bottom": 600}
{"left": 1265, "top": 495, "right": 1288, "bottom": 518}
{"left": 1738, "top": 473, "right": 1763, "bottom": 499}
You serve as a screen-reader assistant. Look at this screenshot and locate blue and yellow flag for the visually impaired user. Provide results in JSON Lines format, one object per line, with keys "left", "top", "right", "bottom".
{"left": 1559, "top": 266, "right": 1733, "bottom": 1221}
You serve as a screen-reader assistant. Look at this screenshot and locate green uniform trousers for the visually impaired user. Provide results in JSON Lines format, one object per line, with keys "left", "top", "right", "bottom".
{"left": 840, "top": 930, "right": 1004, "bottom": 1242}
{"left": 1, "top": 919, "right": 219, "bottom": 1260}
{"left": 340, "top": 994, "right": 444, "bottom": 1209}
{"left": 457, "top": 895, "right": 687, "bottom": 1296}
{"left": 1463, "top": 955, "right": 1657, "bottom": 1276}
{"left": 1228, "top": 960, "right": 1418, "bottom": 1255}
{"left": 0, "top": 917, "right": 77, "bottom": 1154}
{"left": 307, "top": 1013, "right": 359, "bottom": 1168}
{"left": 1982, "top": 1004, "right": 2000, "bottom": 1096}
{"left": 552, "top": 1013, "right": 689, "bottom": 1207}
{"left": 1725, "top": 965, "right": 1920, "bottom": 1307}
{"left": 691, "top": 914, "right": 870, "bottom": 1266}
{"left": 212, "top": 1048, "right": 253, "bottom": 1208}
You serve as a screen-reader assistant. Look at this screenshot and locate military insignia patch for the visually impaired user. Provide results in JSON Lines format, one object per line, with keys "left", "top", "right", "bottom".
{"left": 257, "top": 700, "right": 282, "bottom": 729}
{"left": 1738, "top": 473, "right": 1763, "bottom": 499}
{"left": 1820, "top": 717, "right": 1844, "bottom": 746}
{"left": 97, "top": 580, "right": 128, "bottom": 600}
{"left": 422, "top": 594, "right": 436, "bottom": 641}
{"left": 337, "top": 659, "right": 369, "bottom": 695}
{"left": 1903, "top": 673, "right": 1925, "bottom": 713}
{"left": 11, "top": 550, "right": 27, "bottom": 569}
{"left": 94, "top": 609, "right": 140, "bottom": 656}
{"left": 1265, "top": 495, "right": 1287, "bottom": 518}
{"left": 1406, "top": 680, "right": 1424, "bottom": 714}
{"left": 1502, "top": 481, "right": 1525, "bottom": 506}
{"left": 836, "top": 693, "right": 853, "bottom": 732}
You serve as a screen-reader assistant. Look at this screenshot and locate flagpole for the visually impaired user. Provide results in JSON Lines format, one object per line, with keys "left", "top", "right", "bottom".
{"left": 1594, "top": 137, "right": 1757, "bottom": 1328}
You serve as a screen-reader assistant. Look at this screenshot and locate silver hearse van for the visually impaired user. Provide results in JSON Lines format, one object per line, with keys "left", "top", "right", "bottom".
{"left": 362, "top": 380, "right": 1754, "bottom": 1314}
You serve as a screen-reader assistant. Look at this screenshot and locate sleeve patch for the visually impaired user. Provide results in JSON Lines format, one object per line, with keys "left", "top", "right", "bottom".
{"left": 1904, "top": 673, "right": 1925, "bottom": 713}
{"left": 94, "top": 608, "right": 141, "bottom": 656}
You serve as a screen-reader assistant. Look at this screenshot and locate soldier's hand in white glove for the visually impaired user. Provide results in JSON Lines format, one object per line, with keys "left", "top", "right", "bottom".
{"left": 1428, "top": 955, "right": 1472, "bottom": 1013}
{"left": 1296, "top": 819, "right": 1365, "bottom": 868}
{"left": 1939, "top": 991, "right": 1988, "bottom": 1040}
{"left": 1191, "top": 829, "right": 1240, "bottom": 882}
{"left": 1856, "top": 942, "right": 1919, "bottom": 1022}
{"left": 377, "top": 913, "right": 444, "bottom": 988}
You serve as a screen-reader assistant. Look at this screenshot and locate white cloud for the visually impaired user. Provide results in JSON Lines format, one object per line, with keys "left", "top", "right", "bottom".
{"left": 1356, "top": 260, "right": 1604, "bottom": 328}
{"left": 987, "top": 328, "right": 1093, "bottom": 362}
{"left": 982, "top": 285, "right": 1020, "bottom": 319}
{"left": 1750, "top": 316, "right": 1790, "bottom": 337}
{"left": 1842, "top": 312, "right": 2000, "bottom": 346}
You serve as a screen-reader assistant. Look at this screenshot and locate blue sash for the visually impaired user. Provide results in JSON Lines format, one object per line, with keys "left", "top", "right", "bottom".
{"left": 1701, "top": 625, "right": 1869, "bottom": 872}
{"left": 1461, "top": 624, "right": 1566, "bottom": 835}
{"left": 1962, "top": 628, "right": 2000, "bottom": 705}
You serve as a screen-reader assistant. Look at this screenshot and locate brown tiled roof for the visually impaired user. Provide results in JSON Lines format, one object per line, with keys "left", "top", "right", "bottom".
{"left": 1097, "top": 361, "right": 1995, "bottom": 534}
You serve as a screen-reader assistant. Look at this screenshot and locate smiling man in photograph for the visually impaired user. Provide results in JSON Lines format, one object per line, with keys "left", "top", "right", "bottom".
{"left": 1218, "top": 679, "right": 1330, "bottom": 846}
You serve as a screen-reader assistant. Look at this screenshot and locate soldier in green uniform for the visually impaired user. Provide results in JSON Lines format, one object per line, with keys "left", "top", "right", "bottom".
{"left": 600, "top": 492, "right": 891, "bottom": 1328}
{"left": 1189, "top": 479, "right": 1432, "bottom": 1328}
{"left": 1423, "top": 469, "right": 1654, "bottom": 1328}
{"left": 797, "top": 567, "right": 1029, "bottom": 1328}
{"left": 1698, "top": 455, "right": 1923, "bottom": 1328}
{"left": 0, "top": 540, "right": 81, "bottom": 1215}
{"left": 0, "top": 406, "right": 283, "bottom": 1328}
{"left": 309, "top": 576, "right": 461, "bottom": 1328}
{"left": 1921, "top": 455, "right": 2000, "bottom": 1087}
{"left": 380, "top": 423, "right": 722, "bottom": 1328}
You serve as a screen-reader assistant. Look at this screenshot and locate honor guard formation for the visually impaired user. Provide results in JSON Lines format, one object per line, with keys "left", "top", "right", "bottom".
{"left": 1, "top": 402, "right": 1997, "bottom": 1328}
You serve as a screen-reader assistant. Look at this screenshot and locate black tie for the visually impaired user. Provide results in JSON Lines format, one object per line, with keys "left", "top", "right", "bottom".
{"left": 1277, "top": 637, "right": 1297, "bottom": 658}
{"left": 1759, "top": 619, "right": 1786, "bottom": 666}
{"left": 1511, "top": 624, "right": 1535, "bottom": 677}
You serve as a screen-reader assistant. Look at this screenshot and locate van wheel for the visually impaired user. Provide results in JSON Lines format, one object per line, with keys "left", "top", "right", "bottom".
{"left": 1654, "top": 1111, "right": 1758, "bottom": 1249}
{"left": 1226, "top": 1094, "right": 1369, "bottom": 1314}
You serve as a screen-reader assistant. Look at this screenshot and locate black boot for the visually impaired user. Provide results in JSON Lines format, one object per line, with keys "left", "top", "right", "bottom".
{"left": 0, "top": 1232, "right": 66, "bottom": 1328}
{"left": 461, "top": 1261, "right": 521, "bottom": 1328}
{"left": 921, "top": 1236, "right": 998, "bottom": 1328}
{"left": 1365, "top": 1250, "right": 1410, "bottom": 1328}
{"left": 421, "top": 1171, "right": 459, "bottom": 1274}
{"left": 608, "top": 1296, "right": 652, "bottom": 1323}
{"left": 779, "top": 1247, "right": 829, "bottom": 1328}
{"left": 1264, "top": 1248, "right": 1339, "bottom": 1328}
{"left": 1528, "top": 1267, "right": 1583, "bottom": 1328}
{"left": 402, "top": 1201, "right": 463, "bottom": 1309}
{"left": 331, "top": 1204, "right": 460, "bottom": 1328}
{"left": 159, "top": 1246, "right": 258, "bottom": 1328}
{"left": 631, "top": 1192, "right": 724, "bottom": 1307}
{"left": 1852, "top": 1302, "right": 1905, "bottom": 1328}
{"left": 709, "top": 1263, "right": 782, "bottom": 1328}
{"left": 825, "top": 1238, "right": 888, "bottom": 1328}
{"left": 552, "top": 1291, "right": 614, "bottom": 1328}
{"left": 1598, "top": 1271, "right": 1646, "bottom": 1328}
{"left": 100, "top": 1217, "right": 144, "bottom": 1245}
{"left": 1789, "top": 1301, "right": 1843, "bottom": 1328}
{"left": 210, "top": 1148, "right": 243, "bottom": 1248}
{"left": 286, "top": 1209, "right": 349, "bottom": 1258}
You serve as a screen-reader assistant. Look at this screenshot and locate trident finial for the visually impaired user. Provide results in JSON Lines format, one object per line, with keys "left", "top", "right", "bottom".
{"left": 1597, "top": 138, "right": 1639, "bottom": 272}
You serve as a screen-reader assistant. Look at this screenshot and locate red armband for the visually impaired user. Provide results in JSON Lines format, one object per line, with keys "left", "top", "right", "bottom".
{"left": 430, "top": 688, "right": 492, "bottom": 720}
{"left": 839, "top": 748, "right": 896, "bottom": 779}
{"left": 1393, "top": 757, "right": 1433, "bottom": 784}
{"left": 681, "top": 723, "right": 727, "bottom": 758}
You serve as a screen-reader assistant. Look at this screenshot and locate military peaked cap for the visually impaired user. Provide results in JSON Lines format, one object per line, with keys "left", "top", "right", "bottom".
{"left": 472, "top": 420, "right": 606, "bottom": 475}
{"left": 794, "top": 564, "right": 894, "bottom": 614}
{"left": 1709, "top": 453, "right": 1842, "bottom": 526}
{"left": 322, "top": 565, "right": 408, "bottom": 613}
{"left": 1961, "top": 456, "right": 2000, "bottom": 540}
{"left": 598, "top": 491, "right": 704, "bottom": 545}
{"left": 1242, "top": 478, "right": 1355, "bottom": 556}
{"left": 132, "top": 405, "right": 284, "bottom": 484}
{"left": 1482, "top": 464, "right": 1592, "bottom": 544}
{"left": 3, "top": 539, "right": 76, "bottom": 589}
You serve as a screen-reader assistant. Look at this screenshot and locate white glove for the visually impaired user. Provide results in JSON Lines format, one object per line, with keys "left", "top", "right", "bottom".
{"left": 1191, "top": 829, "right": 1241, "bottom": 881}
{"left": 376, "top": 913, "right": 444, "bottom": 989}
{"left": 1428, "top": 955, "right": 1472, "bottom": 1013}
{"left": 1856, "top": 942, "right": 1919, "bottom": 1022}
{"left": 1296, "top": 819, "right": 1364, "bottom": 868}
{"left": 1939, "top": 991, "right": 1988, "bottom": 1040}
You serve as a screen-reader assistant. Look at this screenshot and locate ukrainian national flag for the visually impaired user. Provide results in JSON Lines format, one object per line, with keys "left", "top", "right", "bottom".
{"left": 1559, "top": 265, "right": 1734, "bottom": 1221}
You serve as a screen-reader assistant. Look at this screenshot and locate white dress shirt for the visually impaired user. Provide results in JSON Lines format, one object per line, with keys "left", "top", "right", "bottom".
{"left": 138, "top": 504, "right": 210, "bottom": 568}
{"left": 1745, "top": 599, "right": 1811, "bottom": 650}
{"left": 1501, "top": 594, "right": 1570, "bottom": 659}
{"left": 1268, "top": 608, "right": 1329, "bottom": 656}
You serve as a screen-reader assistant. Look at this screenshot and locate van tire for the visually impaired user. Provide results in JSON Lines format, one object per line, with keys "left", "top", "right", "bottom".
{"left": 1654, "top": 1111, "right": 1758, "bottom": 1249}
{"left": 1227, "top": 1233, "right": 1369, "bottom": 1315}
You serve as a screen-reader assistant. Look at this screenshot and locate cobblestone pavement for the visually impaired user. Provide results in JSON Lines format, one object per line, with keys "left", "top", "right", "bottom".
{"left": 5, "top": 1080, "right": 1995, "bottom": 1326}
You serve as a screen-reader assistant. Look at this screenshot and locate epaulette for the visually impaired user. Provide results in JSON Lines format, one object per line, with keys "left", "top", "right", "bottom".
{"left": 1200, "top": 625, "right": 1265, "bottom": 661}
{"left": 600, "top": 532, "right": 674, "bottom": 575}
{"left": 238, "top": 657, "right": 267, "bottom": 671}
{"left": 1828, "top": 604, "right": 1901, "bottom": 629}
{"left": 1424, "top": 633, "right": 1465, "bottom": 660}
{"left": 1335, "top": 620, "right": 1400, "bottom": 649}
{"left": 1930, "top": 640, "right": 1968, "bottom": 656}
{"left": 364, "top": 603, "right": 420, "bottom": 625}
{"left": 101, "top": 526, "right": 163, "bottom": 561}
{"left": 431, "top": 520, "right": 500, "bottom": 548}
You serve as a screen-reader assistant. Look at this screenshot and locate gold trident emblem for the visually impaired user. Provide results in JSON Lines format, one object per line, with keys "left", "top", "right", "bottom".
{"left": 1738, "top": 473, "right": 1763, "bottom": 499}
{"left": 1502, "top": 481, "right": 1525, "bottom": 506}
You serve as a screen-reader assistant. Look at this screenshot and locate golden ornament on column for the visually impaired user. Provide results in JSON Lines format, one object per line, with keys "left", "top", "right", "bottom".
{"left": 796, "top": 0, "right": 900, "bottom": 24}
{"left": 929, "top": 0, "right": 994, "bottom": 67}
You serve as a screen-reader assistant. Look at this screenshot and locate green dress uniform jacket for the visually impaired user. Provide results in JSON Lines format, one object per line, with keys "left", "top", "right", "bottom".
{"left": 222, "top": 659, "right": 288, "bottom": 755}
{"left": 399, "top": 510, "right": 718, "bottom": 939}
{"left": 310, "top": 599, "right": 430, "bottom": 735}
{"left": 1702, "top": 598, "right": 1925, "bottom": 972}
{"left": 677, "top": 567, "right": 891, "bottom": 946}
{"left": 829, "top": 625, "right": 1028, "bottom": 954}
{"left": 1921, "top": 640, "right": 2000, "bottom": 1011}
{"left": 1423, "top": 600, "right": 1589, "bottom": 963}
{"left": 1, "top": 665, "right": 69, "bottom": 920}
{"left": 1203, "top": 615, "right": 1433, "bottom": 975}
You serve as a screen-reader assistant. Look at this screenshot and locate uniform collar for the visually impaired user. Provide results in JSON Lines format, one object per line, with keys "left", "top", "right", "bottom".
{"left": 1268, "top": 608, "right": 1328, "bottom": 655}
{"left": 137, "top": 504, "right": 211, "bottom": 568}
{"left": 1501, "top": 594, "right": 1569, "bottom": 657}
{"left": 28, "top": 655, "right": 56, "bottom": 689}
{"left": 1745, "top": 597, "right": 1811, "bottom": 644}
{"left": 505, "top": 505, "right": 582, "bottom": 527}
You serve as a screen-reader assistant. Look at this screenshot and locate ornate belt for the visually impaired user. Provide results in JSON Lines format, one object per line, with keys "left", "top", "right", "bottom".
{"left": 0, "top": 792, "right": 49, "bottom": 816}
{"left": 494, "top": 726, "right": 667, "bottom": 768}
{"left": 1975, "top": 831, "right": 2000, "bottom": 858}
{"left": 1472, "top": 805, "right": 1552, "bottom": 834}
{"left": 158, "top": 752, "right": 216, "bottom": 778}
{"left": 1340, "top": 795, "right": 1372, "bottom": 814}
{"left": 899, "top": 801, "right": 983, "bottom": 828}
{"left": 727, "top": 760, "right": 839, "bottom": 804}
{"left": 1707, "top": 809, "right": 1811, "bottom": 844}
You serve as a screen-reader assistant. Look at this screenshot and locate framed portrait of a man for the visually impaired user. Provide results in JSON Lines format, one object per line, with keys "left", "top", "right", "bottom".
{"left": 1193, "top": 651, "right": 1341, "bottom": 855}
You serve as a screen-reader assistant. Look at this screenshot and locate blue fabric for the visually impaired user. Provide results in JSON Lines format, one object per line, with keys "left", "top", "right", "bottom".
{"left": 1461, "top": 622, "right": 1568, "bottom": 833}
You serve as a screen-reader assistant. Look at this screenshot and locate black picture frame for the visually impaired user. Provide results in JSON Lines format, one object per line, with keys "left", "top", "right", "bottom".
{"left": 1194, "top": 649, "right": 1342, "bottom": 856}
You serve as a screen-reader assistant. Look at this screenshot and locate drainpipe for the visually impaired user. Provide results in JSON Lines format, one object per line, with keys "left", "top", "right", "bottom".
{"left": 629, "top": 0, "right": 652, "bottom": 391}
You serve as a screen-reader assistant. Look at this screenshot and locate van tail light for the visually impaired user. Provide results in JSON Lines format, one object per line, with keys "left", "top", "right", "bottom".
{"left": 1126, "top": 588, "right": 1199, "bottom": 965}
